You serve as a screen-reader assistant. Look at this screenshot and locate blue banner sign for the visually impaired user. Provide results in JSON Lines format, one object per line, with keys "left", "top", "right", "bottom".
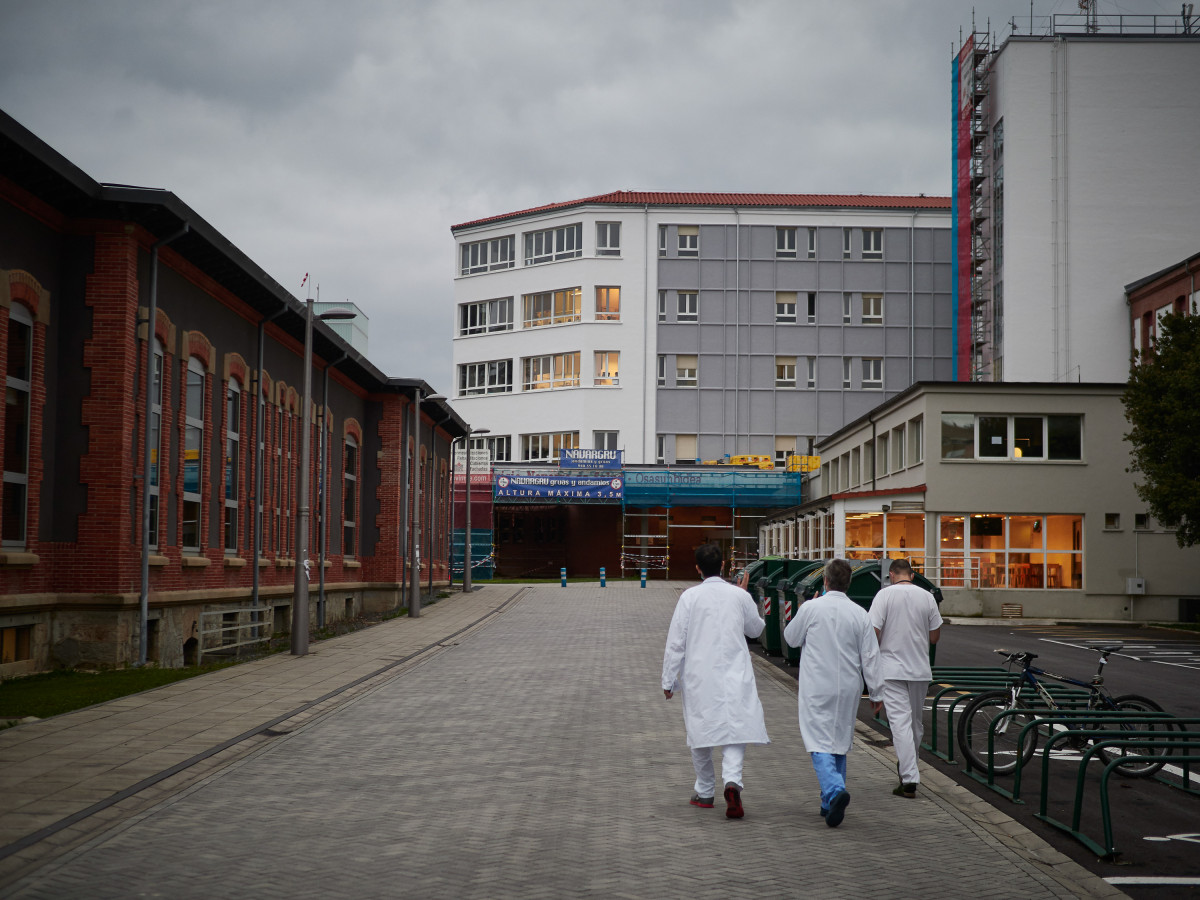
{"left": 495, "top": 472, "right": 624, "bottom": 500}
{"left": 559, "top": 448, "right": 623, "bottom": 469}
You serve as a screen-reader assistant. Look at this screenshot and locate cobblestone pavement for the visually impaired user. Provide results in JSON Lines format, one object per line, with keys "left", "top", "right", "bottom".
{"left": 0, "top": 583, "right": 1123, "bottom": 899}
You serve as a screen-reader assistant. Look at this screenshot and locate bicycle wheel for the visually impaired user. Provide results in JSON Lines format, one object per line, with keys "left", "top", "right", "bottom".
{"left": 1094, "top": 694, "right": 1175, "bottom": 778}
{"left": 956, "top": 690, "right": 1040, "bottom": 775}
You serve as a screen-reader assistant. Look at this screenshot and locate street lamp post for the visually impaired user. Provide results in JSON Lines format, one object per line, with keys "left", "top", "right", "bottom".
{"left": 291, "top": 302, "right": 355, "bottom": 656}
{"left": 409, "top": 391, "right": 445, "bottom": 617}
{"left": 463, "top": 427, "right": 490, "bottom": 593}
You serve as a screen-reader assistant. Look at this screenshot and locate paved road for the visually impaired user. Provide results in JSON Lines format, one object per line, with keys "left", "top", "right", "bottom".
{"left": 871, "top": 621, "right": 1200, "bottom": 900}
{"left": 0, "top": 584, "right": 1117, "bottom": 899}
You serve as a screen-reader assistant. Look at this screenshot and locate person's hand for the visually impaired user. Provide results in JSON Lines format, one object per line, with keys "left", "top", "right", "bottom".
{"left": 663, "top": 689, "right": 673, "bottom": 700}
{"left": 871, "top": 700, "right": 883, "bottom": 715}
{"left": 735, "top": 570, "right": 750, "bottom": 591}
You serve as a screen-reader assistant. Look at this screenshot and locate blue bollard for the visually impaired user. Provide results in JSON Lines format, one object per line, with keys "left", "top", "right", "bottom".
{"left": 600, "top": 567, "right": 606, "bottom": 587}
{"left": 561, "top": 567, "right": 567, "bottom": 587}
{"left": 640, "top": 568, "right": 647, "bottom": 588}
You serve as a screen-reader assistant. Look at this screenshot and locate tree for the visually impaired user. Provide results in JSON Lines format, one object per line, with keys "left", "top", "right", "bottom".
{"left": 1122, "top": 309, "right": 1200, "bottom": 547}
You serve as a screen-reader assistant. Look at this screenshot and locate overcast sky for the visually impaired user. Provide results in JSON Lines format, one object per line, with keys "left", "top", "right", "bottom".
{"left": 0, "top": 0, "right": 1176, "bottom": 386}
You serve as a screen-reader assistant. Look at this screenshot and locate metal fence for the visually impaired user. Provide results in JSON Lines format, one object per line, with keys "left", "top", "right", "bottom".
{"left": 198, "top": 605, "right": 274, "bottom": 663}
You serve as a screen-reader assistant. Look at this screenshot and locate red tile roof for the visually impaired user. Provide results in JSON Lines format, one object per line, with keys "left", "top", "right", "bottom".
{"left": 451, "top": 190, "right": 951, "bottom": 231}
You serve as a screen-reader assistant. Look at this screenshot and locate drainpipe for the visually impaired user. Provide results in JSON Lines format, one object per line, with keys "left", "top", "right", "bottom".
{"left": 733, "top": 210, "right": 741, "bottom": 455}
{"left": 910, "top": 211, "right": 917, "bottom": 384}
{"left": 317, "top": 350, "right": 348, "bottom": 628}
{"left": 643, "top": 204, "right": 650, "bottom": 463}
{"left": 138, "top": 223, "right": 188, "bottom": 668}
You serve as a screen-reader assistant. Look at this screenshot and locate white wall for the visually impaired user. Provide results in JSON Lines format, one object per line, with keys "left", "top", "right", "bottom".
{"left": 993, "top": 37, "right": 1200, "bottom": 383}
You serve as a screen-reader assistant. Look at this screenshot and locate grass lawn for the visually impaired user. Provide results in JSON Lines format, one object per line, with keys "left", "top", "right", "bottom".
{"left": 0, "top": 663, "right": 236, "bottom": 722}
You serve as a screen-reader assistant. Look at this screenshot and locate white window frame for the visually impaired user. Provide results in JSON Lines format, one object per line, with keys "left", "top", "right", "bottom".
{"left": 807, "top": 227, "right": 817, "bottom": 259}
{"left": 596, "top": 222, "right": 621, "bottom": 257}
{"left": 594, "top": 430, "right": 618, "bottom": 451}
{"left": 776, "top": 227, "right": 797, "bottom": 258}
{"left": 677, "top": 226, "right": 699, "bottom": 257}
{"left": 522, "top": 431, "right": 578, "bottom": 461}
{"left": 807, "top": 291, "right": 817, "bottom": 324}
{"left": 474, "top": 434, "right": 511, "bottom": 462}
{"left": 657, "top": 355, "right": 667, "bottom": 386}
{"left": 806, "top": 357, "right": 816, "bottom": 389}
{"left": 183, "top": 356, "right": 206, "bottom": 554}
{"left": 2, "top": 304, "right": 33, "bottom": 547}
{"left": 522, "top": 287, "right": 581, "bottom": 328}
{"left": 842, "top": 293, "right": 853, "bottom": 324}
{"left": 675, "top": 355, "right": 698, "bottom": 387}
{"left": 657, "top": 290, "right": 667, "bottom": 323}
{"left": 677, "top": 292, "right": 698, "bottom": 322}
{"left": 459, "top": 235, "right": 515, "bottom": 276}
{"left": 224, "top": 378, "right": 241, "bottom": 554}
{"left": 656, "top": 434, "right": 666, "bottom": 464}
{"left": 862, "top": 228, "right": 883, "bottom": 259}
{"left": 862, "top": 293, "right": 883, "bottom": 325}
{"left": 458, "top": 359, "right": 513, "bottom": 396}
{"left": 593, "top": 350, "right": 619, "bottom": 386}
{"left": 148, "top": 339, "right": 163, "bottom": 550}
{"left": 523, "top": 223, "right": 582, "bottom": 266}
{"left": 892, "top": 424, "right": 906, "bottom": 471}
{"left": 775, "top": 356, "right": 796, "bottom": 388}
{"left": 909, "top": 416, "right": 924, "bottom": 464}
{"left": 459, "top": 296, "right": 513, "bottom": 336}
{"left": 658, "top": 224, "right": 667, "bottom": 258}
{"left": 842, "top": 227, "right": 852, "bottom": 259}
{"left": 775, "top": 291, "right": 796, "bottom": 323}
{"left": 595, "top": 286, "right": 620, "bottom": 321}
{"left": 343, "top": 435, "right": 358, "bottom": 558}
{"left": 522, "top": 352, "right": 580, "bottom": 391}
{"left": 842, "top": 357, "right": 852, "bottom": 388}
{"left": 862, "top": 357, "right": 883, "bottom": 389}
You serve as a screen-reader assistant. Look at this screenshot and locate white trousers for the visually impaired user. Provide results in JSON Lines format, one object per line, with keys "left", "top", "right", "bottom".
{"left": 881, "top": 680, "right": 928, "bottom": 785}
{"left": 690, "top": 744, "right": 746, "bottom": 796}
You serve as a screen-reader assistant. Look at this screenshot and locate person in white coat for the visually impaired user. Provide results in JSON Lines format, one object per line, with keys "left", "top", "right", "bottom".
{"left": 870, "top": 557, "right": 942, "bottom": 798}
{"left": 662, "top": 543, "right": 769, "bottom": 819}
{"left": 783, "top": 558, "right": 883, "bottom": 827}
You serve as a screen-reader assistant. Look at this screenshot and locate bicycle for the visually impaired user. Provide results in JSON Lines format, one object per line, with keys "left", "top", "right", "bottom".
{"left": 956, "top": 642, "right": 1176, "bottom": 777}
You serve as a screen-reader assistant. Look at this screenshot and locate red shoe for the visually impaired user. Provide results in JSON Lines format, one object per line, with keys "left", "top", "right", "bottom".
{"left": 689, "top": 793, "right": 714, "bottom": 808}
{"left": 723, "top": 782, "right": 744, "bottom": 819}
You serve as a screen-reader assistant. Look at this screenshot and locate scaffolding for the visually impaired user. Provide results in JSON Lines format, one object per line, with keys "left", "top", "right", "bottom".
{"left": 966, "top": 27, "right": 995, "bottom": 381}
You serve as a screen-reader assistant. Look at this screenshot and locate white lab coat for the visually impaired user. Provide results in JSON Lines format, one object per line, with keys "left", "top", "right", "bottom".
{"left": 783, "top": 591, "right": 883, "bottom": 754}
{"left": 662, "top": 576, "right": 770, "bottom": 749}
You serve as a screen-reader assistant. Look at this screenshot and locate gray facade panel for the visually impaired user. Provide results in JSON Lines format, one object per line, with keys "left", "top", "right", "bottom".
{"left": 698, "top": 325, "right": 724, "bottom": 354}
{"left": 749, "top": 226, "right": 775, "bottom": 259}
{"left": 883, "top": 229, "right": 913, "bottom": 261}
{"left": 748, "top": 260, "right": 776, "bottom": 290}
{"left": 658, "top": 259, "right": 696, "bottom": 287}
{"left": 775, "top": 262, "right": 820, "bottom": 290}
{"left": 843, "top": 265, "right": 886, "bottom": 293}
{"left": 843, "top": 329, "right": 887, "bottom": 356}
{"left": 699, "top": 260, "right": 725, "bottom": 288}
{"left": 748, "top": 325, "right": 776, "bottom": 355}
{"left": 749, "top": 293, "right": 775, "bottom": 324}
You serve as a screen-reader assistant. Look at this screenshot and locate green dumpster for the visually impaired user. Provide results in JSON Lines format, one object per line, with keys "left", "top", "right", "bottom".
{"left": 759, "top": 559, "right": 814, "bottom": 657}
{"left": 788, "top": 560, "right": 943, "bottom": 665}
{"left": 772, "top": 560, "right": 823, "bottom": 660}
{"left": 742, "top": 557, "right": 785, "bottom": 642}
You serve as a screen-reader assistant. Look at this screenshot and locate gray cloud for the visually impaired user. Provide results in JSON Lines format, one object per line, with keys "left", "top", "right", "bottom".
{"left": 1, "top": 0, "right": 1155, "bottom": 387}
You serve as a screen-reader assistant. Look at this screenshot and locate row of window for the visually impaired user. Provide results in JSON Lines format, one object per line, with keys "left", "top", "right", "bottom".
{"left": 146, "top": 342, "right": 361, "bottom": 559}
{"left": 459, "top": 287, "right": 894, "bottom": 337}
{"left": 823, "top": 417, "right": 926, "bottom": 493}
{"left": 767, "top": 512, "right": 1083, "bottom": 591}
{"left": 656, "top": 354, "right": 886, "bottom": 390}
{"left": 3, "top": 304, "right": 32, "bottom": 545}
{"left": 941, "top": 413, "right": 1082, "bottom": 462}
{"left": 458, "top": 351, "right": 620, "bottom": 396}
{"left": 459, "top": 222, "right": 620, "bottom": 276}
{"left": 651, "top": 434, "right": 814, "bottom": 468}
{"left": 464, "top": 431, "right": 622, "bottom": 463}
{"left": 458, "top": 221, "right": 890, "bottom": 278}
{"left": 458, "top": 286, "right": 620, "bottom": 336}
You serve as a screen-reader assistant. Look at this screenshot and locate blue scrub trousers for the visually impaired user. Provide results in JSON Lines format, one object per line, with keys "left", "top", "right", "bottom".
{"left": 810, "top": 752, "right": 848, "bottom": 810}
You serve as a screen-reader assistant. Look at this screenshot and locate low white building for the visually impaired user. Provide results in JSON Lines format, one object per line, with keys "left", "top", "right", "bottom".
{"left": 759, "top": 381, "right": 1200, "bottom": 621}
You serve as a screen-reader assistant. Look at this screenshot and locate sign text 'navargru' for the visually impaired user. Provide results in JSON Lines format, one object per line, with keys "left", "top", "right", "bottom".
{"left": 558, "top": 448, "right": 622, "bottom": 470}
{"left": 494, "top": 473, "right": 624, "bottom": 500}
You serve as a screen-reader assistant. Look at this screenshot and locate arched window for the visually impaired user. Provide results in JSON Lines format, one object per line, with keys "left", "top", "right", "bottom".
{"left": 2, "top": 303, "right": 32, "bottom": 546}
{"left": 224, "top": 378, "right": 241, "bottom": 553}
{"left": 343, "top": 435, "right": 358, "bottom": 557}
{"left": 182, "top": 356, "right": 206, "bottom": 553}
{"left": 273, "top": 405, "right": 283, "bottom": 555}
{"left": 148, "top": 338, "right": 164, "bottom": 549}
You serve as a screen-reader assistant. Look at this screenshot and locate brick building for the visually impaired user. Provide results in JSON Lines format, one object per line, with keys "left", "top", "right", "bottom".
{"left": 0, "top": 110, "right": 464, "bottom": 674}
{"left": 1126, "top": 249, "right": 1199, "bottom": 359}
